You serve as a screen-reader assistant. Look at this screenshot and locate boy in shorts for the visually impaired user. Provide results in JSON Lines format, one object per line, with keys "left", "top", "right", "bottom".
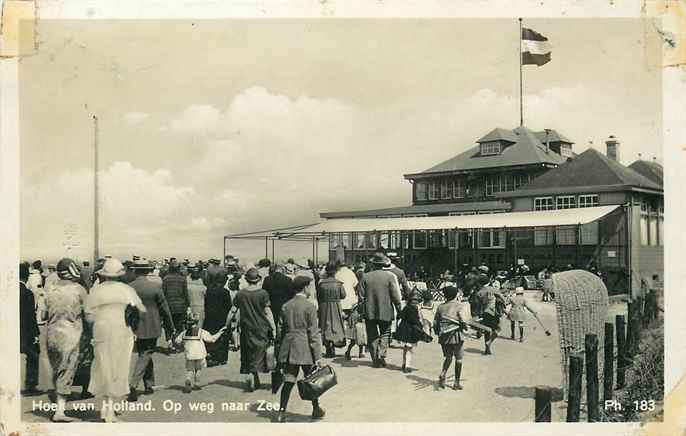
{"left": 433, "top": 286, "right": 470, "bottom": 390}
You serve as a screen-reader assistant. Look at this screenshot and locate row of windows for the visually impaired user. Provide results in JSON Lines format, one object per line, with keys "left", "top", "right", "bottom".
{"left": 328, "top": 224, "right": 599, "bottom": 251}
{"left": 534, "top": 194, "right": 599, "bottom": 211}
{"left": 415, "top": 173, "right": 533, "bottom": 201}
{"left": 640, "top": 199, "right": 664, "bottom": 246}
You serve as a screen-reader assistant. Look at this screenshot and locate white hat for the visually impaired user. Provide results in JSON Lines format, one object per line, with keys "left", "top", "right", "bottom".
{"left": 98, "top": 258, "right": 126, "bottom": 278}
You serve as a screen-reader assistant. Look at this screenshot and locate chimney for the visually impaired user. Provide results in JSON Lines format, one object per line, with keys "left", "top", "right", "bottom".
{"left": 606, "top": 135, "right": 620, "bottom": 162}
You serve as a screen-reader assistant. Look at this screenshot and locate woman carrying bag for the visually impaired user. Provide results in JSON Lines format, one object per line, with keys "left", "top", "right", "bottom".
{"left": 275, "top": 275, "right": 325, "bottom": 423}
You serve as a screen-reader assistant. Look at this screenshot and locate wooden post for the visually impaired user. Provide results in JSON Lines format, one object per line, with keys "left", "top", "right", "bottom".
{"left": 534, "top": 386, "right": 552, "bottom": 422}
{"left": 625, "top": 302, "right": 635, "bottom": 357}
{"left": 585, "top": 334, "right": 599, "bottom": 422}
{"left": 566, "top": 353, "right": 583, "bottom": 422}
{"left": 603, "top": 322, "right": 614, "bottom": 404}
{"left": 615, "top": 314, "right": 626, "bottom": 389}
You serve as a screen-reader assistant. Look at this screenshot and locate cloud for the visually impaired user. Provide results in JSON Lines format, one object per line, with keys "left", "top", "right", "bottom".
{"left": 123, "top": 111, "right": 149, "bottom": 125}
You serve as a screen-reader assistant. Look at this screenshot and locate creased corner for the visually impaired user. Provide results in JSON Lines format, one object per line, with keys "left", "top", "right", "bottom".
{"left": 0, "top": 0, "right": 37, "bottom": 58}
{"left": 643, "top": 0, "right": 686, "bottom": 67}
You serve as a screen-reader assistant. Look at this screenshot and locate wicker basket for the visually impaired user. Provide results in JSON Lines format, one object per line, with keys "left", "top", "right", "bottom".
{"left": 553, "top": 270, "right": 609, "bottom": 395}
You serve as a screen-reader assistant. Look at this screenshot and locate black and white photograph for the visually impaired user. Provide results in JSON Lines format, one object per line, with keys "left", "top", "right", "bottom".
{"left": 1, "top": 1, "right": 685, "bottom": 434}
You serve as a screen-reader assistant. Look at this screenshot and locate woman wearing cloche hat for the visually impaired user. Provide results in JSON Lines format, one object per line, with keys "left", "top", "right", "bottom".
{"left": 84, "top": 258, "right": 146, "bottom": 422}
{"left": 225, "top": 267, "right": 276, "bottom": 392}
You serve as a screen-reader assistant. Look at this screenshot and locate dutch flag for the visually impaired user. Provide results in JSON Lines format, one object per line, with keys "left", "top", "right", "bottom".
{"left": 521, "top": 27, "right": 552, "bottom": 66}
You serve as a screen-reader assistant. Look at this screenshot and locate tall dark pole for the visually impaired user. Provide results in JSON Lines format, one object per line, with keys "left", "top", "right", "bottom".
{"left": 519, "top": 18, "right": 524, "bottom": 126}
{"left": 93, "top": 115, "right": 99, "bottom": 264}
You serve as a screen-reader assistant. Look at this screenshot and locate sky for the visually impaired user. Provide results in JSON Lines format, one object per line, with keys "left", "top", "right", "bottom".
{"left": 19, "top": 18, "right": 663, "bottom": 265}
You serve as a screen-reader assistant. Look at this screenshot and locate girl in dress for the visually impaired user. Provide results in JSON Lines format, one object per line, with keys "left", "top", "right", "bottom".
{"left": 395, "top": 290, "right": 428, "bottom": 373}
{"left": 174, "top": 312, "right": 226, "bottom": 392}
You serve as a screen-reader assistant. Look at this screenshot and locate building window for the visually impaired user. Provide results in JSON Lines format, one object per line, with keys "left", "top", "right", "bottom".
{"left": 659, "top": 216, "right": 664, "bottom": 246}
{"left": 578, "top": 194, "right": 599, "bottom": 208}
{"left": 534, "top": 228, "right": 554, "bottom": 245}
{"left": 441, "top": 179, "right": 453, "bottom": 199}
{"left": 389, "top": 232, "right": 401, "bottom": 249}
{"left": 479, "top": 229, "right": 506, "bottom": 248}
{"left": 416, "top": 182, "right": 427, "bottom": 201}
{"left": 513, "top": 174, "right": 531, "bottom": 189}
{"left": 379, "top": 233, "right": 389, "bottom": 249}
{"left": 428, "top": 182, "right": 439, "bottom": 200}
{"left": 534, "top": 197, "right": 554, "bottom": 211}
{"left": 556, "top": 226, "right": 576, "bottom": 245}
{"left": 341, "top": 233, "right": 351, "bottom": 249}
{"left": 354, "top": 233, "right": 365, "bottom": 250}
{"left": 580, "top": 222, "right": 598, "bottom": 245}
{"left": 480, "top": 141, "right": 501, "bottom": 155}
{"left": 458, "top": 230, "right": 474, "bottom": 248}
{"left": 560, "top": 143, "right": 573, "bottom": 157}
{"left": 485, "top": 175, "right": 501, "bottom": 196}
{"left": 501, "top": 175, "right": 514, "bottom": 192}
{"left": 448, "top": 230, "right": 457, "bottom": 248}
{"left": 453, "top": 179, "right": 466, "bottom": 199}
{"left": 640, "top": 216, "right": 649, "bottom": 246}
{"left": 365, "top": 233, "right": 377, "bottom": 249}
{"left": 414, "top": 231, "right": 427, "bottom": 249}
{"left": 556, "top": 195, "right": 576, "bottom": 210}
{"left": 329, "top": 234, "right": 338, "bottom": 250}
{"left": 429, "top": 230, "right": 447, "bottom": 248}
{"left": 649, "top": 218, "right": 658, "bottom": 246}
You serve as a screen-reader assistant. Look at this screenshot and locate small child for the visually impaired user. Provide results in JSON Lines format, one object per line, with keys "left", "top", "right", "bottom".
{"left": 395, "top": 290, "right": 427, "bottom": 373}
{"left": 174, "top": 313, "right": 226, "bottom": 393}
{"left": 344, "top": 302, "right": 367, "bottom": 359}
{"left": 419, "top": 289, "right": 436, "bottom": 335}
{"left": 433, "top": 286, "right": 470, "bottom": 390}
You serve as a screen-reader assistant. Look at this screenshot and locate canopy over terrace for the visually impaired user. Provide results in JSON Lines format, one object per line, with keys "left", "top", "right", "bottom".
{"left": 224, "top": 205, "right": 622, "bottom": 266}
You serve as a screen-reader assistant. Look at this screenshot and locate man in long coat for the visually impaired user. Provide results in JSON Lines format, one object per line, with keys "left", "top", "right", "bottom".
{"left": 20, "top": 262, "right": 41, "bottom": 395}
{"left": 359, "top": 254, "right": 401, "bottom": 368}
{"left": 128, "top": 260, "right": 175, "bottom": 401}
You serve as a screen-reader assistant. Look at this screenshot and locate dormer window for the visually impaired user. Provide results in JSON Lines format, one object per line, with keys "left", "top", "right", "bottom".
{"left": 560, "top": 143, "right": 573, "bottom": 157}
{"left": 481, "top": 141, "right": 501, "bottom": 156}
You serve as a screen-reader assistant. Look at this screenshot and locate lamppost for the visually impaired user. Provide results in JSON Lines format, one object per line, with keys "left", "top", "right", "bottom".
{"left": 93, "top": 115, "right": 99, "bottom": 264}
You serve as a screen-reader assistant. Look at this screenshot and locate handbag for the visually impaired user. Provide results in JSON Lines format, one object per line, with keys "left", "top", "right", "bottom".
{"left": 124, "top": 304, "right": 140, "bottom": 331}
{"left": 297, "top": 364, "right": 338, "bottom": 401}
{"left": 265, "top": 339, "right": 277, "bottom": 371}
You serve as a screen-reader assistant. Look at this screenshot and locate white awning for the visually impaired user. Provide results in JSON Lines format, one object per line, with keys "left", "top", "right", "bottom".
{"left": 303, "top": 205, "right": 620, "bottom": 234}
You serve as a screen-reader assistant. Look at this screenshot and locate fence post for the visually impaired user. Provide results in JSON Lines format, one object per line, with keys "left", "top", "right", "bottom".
{"left": 585, "top": 334, "right": 600, "bottom": 422}
{"left": 615, "top": 314, "right": 626, "bottom": 389}
{"left": 535, "top": 386, "right": 552, "bottom": 422}
{"left": 603, "top": 322, "right": 614, "bottom": 405}
{"left": 566, "top": 353, "right": 583, "bottom": 422}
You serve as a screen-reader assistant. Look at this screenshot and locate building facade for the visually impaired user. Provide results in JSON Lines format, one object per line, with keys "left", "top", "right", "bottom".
{"left": 321, "top": 126, "right": 664, "bottom": 296}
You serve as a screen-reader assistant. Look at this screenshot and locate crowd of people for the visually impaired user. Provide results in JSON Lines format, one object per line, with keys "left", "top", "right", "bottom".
{"left": 20, "top": 251, "right": 560, "bottom": 423}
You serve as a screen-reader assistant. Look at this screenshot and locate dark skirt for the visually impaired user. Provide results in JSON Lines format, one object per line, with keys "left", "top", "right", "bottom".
{"left": 394, "top": 320, "right": 425, "bottom": 344}
{"left": 239, "top": 329, "right": 268, "bottom": 374}
{"left": 204, "top": 287, "right": 231, "bottom": 363}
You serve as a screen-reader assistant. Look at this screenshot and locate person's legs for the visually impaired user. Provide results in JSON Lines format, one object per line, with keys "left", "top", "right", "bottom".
{"left": 365, "top": 320, "right": 379, "bottom": 364}
{"left": 345, "top": 341, "right": 355, "bottom": 360}
{"left": 518, "top": 321, "right": 525, "bottom": 342}
{"left": 510, "top": 320, "right": 516, "bottom": 340}
{"left": 404, "top": 345, "right": 414, "bottom": 372}
{"left": 277, "top": 364, "right": 300, "bottom": 422}
{"left": 184, "top": 370, "right": 194, "bottom": 393}
{"left": 376, "top": 320, "right": 392, "bottom": 364}
{"left": 129, "top": 338, "right": 156, "bottom": 400}
{"left": 453, "top": 341, "right": 465, "bottom": 390}
{"left": 24, "top": 347, "right": 40, "bottom": 392}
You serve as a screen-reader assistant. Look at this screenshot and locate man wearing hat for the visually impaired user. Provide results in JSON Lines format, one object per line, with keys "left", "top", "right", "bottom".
{"left": 163, "top": 260, "right": 191, "bottom": 338}
{"left": 128, "top": 259, "right": 175, "bottom": 401}
{"left": 382, "top": 253, "right": 410, "bottom": 301}
{"left": 359, "top": 253, "right": 402, "bottom": 368}
{"left": 122, "top": 260, "right": 137, "bottom": 284}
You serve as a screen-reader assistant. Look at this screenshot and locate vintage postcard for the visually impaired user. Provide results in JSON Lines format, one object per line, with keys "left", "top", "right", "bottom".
{"left": 1, "top": 1, "right": 684, "bottom": 436}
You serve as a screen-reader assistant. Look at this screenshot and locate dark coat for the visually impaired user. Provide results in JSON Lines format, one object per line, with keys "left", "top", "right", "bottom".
{"left": 359, "top": 269, "right": 402, "bottom": 322}
{"left": 278, "top": 295, "right": 321, "bottom": 365}
{"left": 130, "top": 275, "right": 174, "bottom": 339}
{"left": 203, "top": 265, "right": 228, "bottom": 290}
{"left": 162, "top": 273, "right": 190, "bottom": 315}
{"left": 395, "top": 304, "right": 425, "bottom": 344}
{"left": 20, "top": 282, "right": 39, "bottom": 353}
{"left": 387, "top": 266, "right": 411, "bottom": 300}
{"left": 316, "top": 277, "right": 346, "bottom": 343}
{"left": 262, "top": 272, "right": 293, "bottom": 325}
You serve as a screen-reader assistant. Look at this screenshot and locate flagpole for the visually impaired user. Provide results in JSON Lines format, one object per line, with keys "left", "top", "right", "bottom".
{"left": 519, "top": 17, "right": 523, "bottom": 126}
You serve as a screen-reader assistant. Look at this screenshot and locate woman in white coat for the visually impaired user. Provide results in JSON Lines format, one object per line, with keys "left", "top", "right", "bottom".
{"left": 85, "top": 258, "right": 145, "bottom": 422}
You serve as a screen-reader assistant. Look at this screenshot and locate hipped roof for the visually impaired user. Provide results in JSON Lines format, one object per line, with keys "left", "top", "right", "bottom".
{"left": 498, "top": 148, "right": 663, "bottom": 198}
{"left": 405, "top": 126, "right": 569, "bottom": 178}
{"left": 319, "top": 200, "right": 511, "bottom": 219}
